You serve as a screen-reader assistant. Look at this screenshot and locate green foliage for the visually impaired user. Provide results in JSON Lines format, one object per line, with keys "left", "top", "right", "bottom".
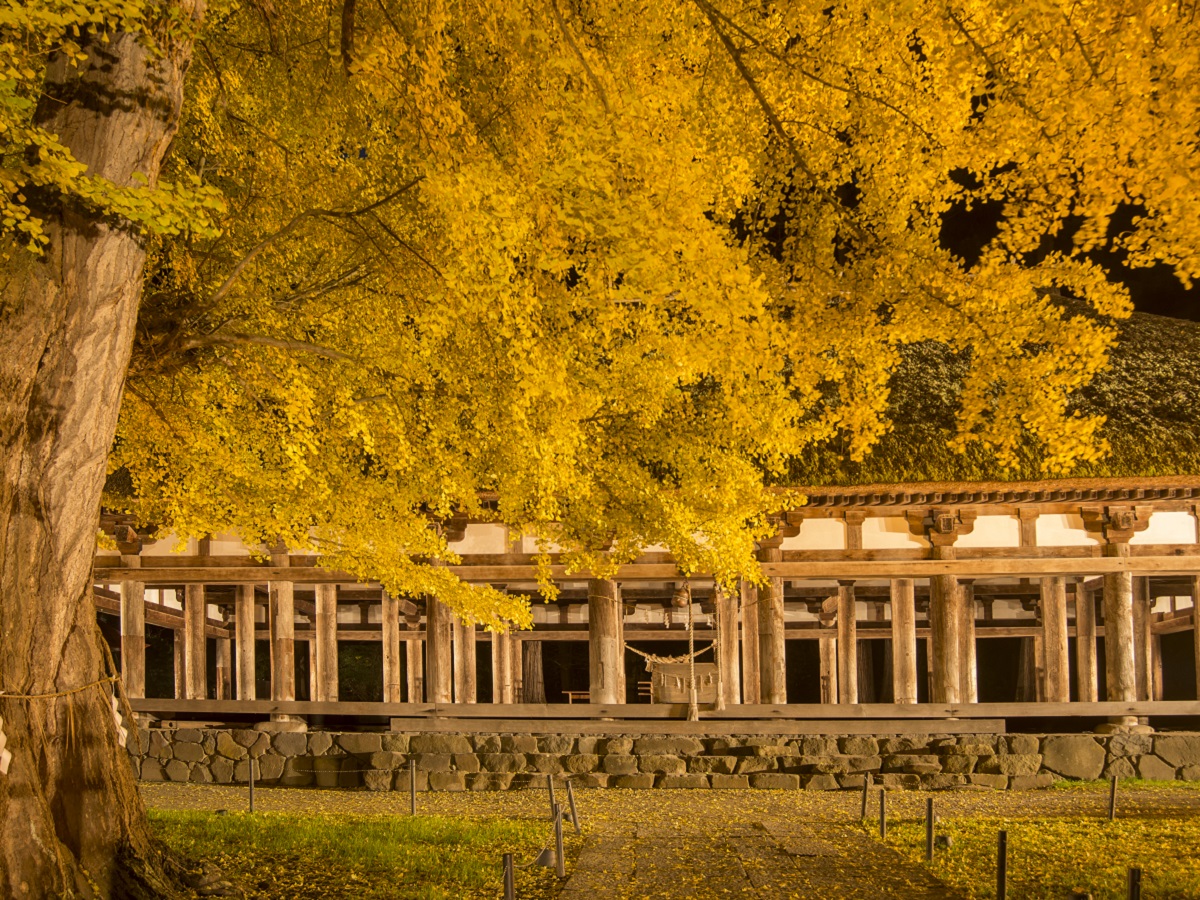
{"left": 150, "top": 809, "right": 563, "bottom": 899}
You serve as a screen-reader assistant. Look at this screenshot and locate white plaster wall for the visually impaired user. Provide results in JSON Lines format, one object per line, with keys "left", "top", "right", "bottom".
{"left": 141, "top": 535, "right": 198, "bottom": 556}
{"left": 1130, "top": 511, "right": 1197, "bottom": 545}
{"left": 782, "top": 518, "right": 845, "bottom": 551}
{"left": 456, "top": 523, "right": 510, "bottom": 554}
{"left": 208, "top": 532, "right": 251, "bottom": 556}
{"left": 955, "top": 515, "right": 1021, "bottom": 548}
{"left": 862, "top": 517, "right": 928, "bottom": 550}
{"left": 519, "top": 534, "right": 564, "bottom": 554}
{"left": 1036, "top": 514, "right": 1099, "bottom": 547}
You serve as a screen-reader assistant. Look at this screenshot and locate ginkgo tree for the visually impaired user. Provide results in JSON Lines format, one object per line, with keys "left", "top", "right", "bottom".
{"left": 2, "top": 0, "right": 1197, "bottom": 894}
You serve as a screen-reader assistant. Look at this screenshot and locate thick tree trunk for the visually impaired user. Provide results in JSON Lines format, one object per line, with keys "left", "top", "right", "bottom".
{"left": 0, "top": 12, "right": 201, "bottom": 897}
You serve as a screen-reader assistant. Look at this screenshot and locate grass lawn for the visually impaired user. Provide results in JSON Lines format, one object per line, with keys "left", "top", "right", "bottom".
{"left": 883, "top": 809, "right": 1200, "bottom": 899}
{"left": 150, "top": 809, "right": 570, "bottom": 899}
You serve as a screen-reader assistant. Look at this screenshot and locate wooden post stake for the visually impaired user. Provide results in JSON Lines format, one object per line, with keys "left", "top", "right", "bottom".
{"left": 996, "top": 830, "right": 1008, "bottom": 900}
{"left": 553, "top": 803, "right": 566, "bottom": 878}
{"left": 566, "top": 779, "right": 582, "bottom": 835}
{"left": 409, "top": 759, "right": 416, "bottom": 815}
{"left": 925, "top": 798, "right": 934, "bottom": 861}
{"left": 1109, "top": 775, "right": 1118, "bottom": 821}
{"left": 547, "top": 774, "right": 557, "bottom": 821}
{"left": 1128, "top": 867, "right": 1142, "bottom": 900}
{"left": 879, "top": 788, "right": 887, "bottom": 839}
{"left": 503, "top": 854, "right": 515, "bottom": 900}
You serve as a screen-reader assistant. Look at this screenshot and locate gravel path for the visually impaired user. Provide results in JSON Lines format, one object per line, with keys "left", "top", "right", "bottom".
{"left": 141, "top": 782, "right": 1200, "bottom": 899}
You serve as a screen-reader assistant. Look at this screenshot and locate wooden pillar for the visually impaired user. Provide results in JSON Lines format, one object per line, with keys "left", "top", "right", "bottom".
{"left": 268, "top": 580, "right": 296, "bottom": 702}
{"left": 173, "top": 630, "right": 185, "bottom": 699}
{"left": 1040, "top": 576, "right": 1070, "bottom": 703}
{"left": 757, "top": 542, "right": 787, "bottom": 704}
{"left": 314, "top": 583, "right": 339, "bottom": 702}
{"left": 929, "top": 572, "right": 962, "bottom": 704}
{"left": 715, "top": 584, "right": 741, "bottom": 706}
{"left": 215, "top": 637, "right": 232, "bottom": 700}
{"left": 119, "top": 578, "right": 146, "bottom": 698}
{"left": 184, "top": 584, "right": 207, "bottom": 700}
{"left": 818, "top": 632, "right": 838, "bottom": 705}
{"left": 1152, "top": 634, "right": 1164, "bottom": 701}
{"left": 382, "top": 593, "right": 401, "bottom": 703}
{"left": 588, "top": 579, "right": 623, "bottom": 705}
{"left": 837, "top": 581, "right": 857, "bottom": 704}
{"left": 453, "top": 616, "right": 477, "bottom": 703}
{"left": 1133, "top": 577, "right": 1152, "bottom": 702}
{"left": 960, "top": 580, "right": 978, "bottom": 703}
{"left": 890, "top": 578, "right": 918, "bottom": 704}
{"left": 235, "top": 585, "right": 257, "bottom": 700}
{"left": 405, "top": 620, "right": 424, "bottom": 703}
{"left": 492, "top": 628, "right": 514, "bottom": 704}
{"left": 1074, "top": 582, "right": 1098, "bottom": 703}
{"left": 739, "top": 580, "right": 760, "bottom": 704}
{"left": 522, "top": 639, "right": 545, "bottom": 703}
{"left": 426, "top": 596, "right": 453, "bottom": 703}
{"left": 1103, "top": 545, "right": 1137, "bottom": 703}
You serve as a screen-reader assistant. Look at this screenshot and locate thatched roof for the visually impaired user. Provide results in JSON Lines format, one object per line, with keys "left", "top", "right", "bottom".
{"left": 784, "top": 312, "right": 1200, "bottom": 486}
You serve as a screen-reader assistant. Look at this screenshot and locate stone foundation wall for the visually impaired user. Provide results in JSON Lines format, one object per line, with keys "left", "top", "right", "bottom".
{"left": 131, "top": 730, "right": 1200, "bottom": 791}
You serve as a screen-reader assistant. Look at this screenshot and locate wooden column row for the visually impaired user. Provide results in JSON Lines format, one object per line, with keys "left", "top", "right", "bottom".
{"left": 113, "top": 567, "right": 1183, "bottom": 709}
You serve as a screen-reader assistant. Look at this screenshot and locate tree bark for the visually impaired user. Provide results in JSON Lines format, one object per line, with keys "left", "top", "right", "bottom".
{"left": 0, "top": 10, "right": 202, "bottom": 895}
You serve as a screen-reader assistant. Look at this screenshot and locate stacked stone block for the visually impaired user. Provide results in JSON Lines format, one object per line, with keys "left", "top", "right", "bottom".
{"left": 133, "top": 730, "right": 1200, "bottom": 791}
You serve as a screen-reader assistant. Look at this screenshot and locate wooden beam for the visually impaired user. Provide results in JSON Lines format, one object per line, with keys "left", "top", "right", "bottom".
{"left": 1133, "top": 576, "right": 1153, "bottom": 702}
{"left": 93, "top": 550, "right": 1200, "bottom": 585}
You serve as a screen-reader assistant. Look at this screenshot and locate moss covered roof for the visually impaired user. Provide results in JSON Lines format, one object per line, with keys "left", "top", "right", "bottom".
{"left": 784, "top": 312, "right": 1200, "bottom": 486}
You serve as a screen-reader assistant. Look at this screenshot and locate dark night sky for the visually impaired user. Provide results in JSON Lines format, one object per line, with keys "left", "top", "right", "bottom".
{"left": 939, "top": 202, "right": 1199, "bottom": 322}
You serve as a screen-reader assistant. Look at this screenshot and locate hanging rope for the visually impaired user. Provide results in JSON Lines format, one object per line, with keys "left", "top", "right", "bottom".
{"left": 625, "top": 643, "right": 713, "bottom": 668}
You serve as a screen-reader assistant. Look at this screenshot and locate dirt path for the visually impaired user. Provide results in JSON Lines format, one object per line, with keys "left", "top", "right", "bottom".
{"left": 141, "top": 782, "right": 1200, "bottom": 899}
